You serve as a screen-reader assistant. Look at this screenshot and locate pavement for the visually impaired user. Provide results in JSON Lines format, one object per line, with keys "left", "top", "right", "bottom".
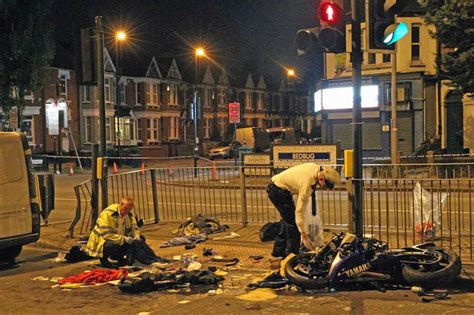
{"left": 35, "top": 220, "right": 278, "bottom": 270}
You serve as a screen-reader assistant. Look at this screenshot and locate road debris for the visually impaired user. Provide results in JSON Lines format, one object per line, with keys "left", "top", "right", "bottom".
{"left": 237, "top": 288, "right": 277, "bottom": 301}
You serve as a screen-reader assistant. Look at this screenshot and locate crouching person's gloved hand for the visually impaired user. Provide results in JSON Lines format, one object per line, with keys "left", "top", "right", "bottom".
{"left": 301, "top": 233, "right": 316, "bottom": 251}
{"left": 124, "top": 236, "right": 134, "bottom": 244}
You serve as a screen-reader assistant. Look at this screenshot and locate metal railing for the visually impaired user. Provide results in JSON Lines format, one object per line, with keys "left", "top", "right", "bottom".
{"left": 68, "top": 163, "right": 474, "bottom": 262}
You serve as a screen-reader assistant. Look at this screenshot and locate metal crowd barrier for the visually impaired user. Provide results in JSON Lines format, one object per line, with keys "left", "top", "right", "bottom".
{"left": 68, "top": 164, "right": 474, "bottom": 262}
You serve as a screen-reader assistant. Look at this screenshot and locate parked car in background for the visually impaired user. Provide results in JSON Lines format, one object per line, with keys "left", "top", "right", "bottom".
{"left": 208, "top": 141, "right": 242, "bottom": 159}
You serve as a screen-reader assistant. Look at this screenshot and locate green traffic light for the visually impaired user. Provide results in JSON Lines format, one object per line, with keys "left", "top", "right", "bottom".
{"left": 383, "top": 22, "right": 408, "bottom": 45}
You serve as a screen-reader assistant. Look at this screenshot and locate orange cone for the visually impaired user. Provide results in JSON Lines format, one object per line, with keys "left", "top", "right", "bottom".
{"left": 168, "top": 164, "right": 174, "bottom": 177}
{"left": 113, "top": 162, "right": 118, "bottom": 174}
{"left": 140, "top": 162, "right": 145, "bottom": 175}
{"left": 210, "top": 161, "right": 218, "bottom": 181}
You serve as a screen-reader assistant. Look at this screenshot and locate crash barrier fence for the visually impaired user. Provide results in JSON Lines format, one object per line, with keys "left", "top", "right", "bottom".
{"left": 69, "top": 165, "right": 474, "bottom": 262}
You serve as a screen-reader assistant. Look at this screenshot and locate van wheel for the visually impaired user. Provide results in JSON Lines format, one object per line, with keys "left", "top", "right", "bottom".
{"left": 0, "top": 245, "right": 22, "bottom": 264}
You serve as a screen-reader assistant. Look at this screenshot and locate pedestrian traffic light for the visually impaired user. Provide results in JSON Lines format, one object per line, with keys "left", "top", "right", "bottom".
{"left": 366, "top": 0, "right": 410, "bottom": 53}
{"left": 295, "top": 1, "right": 346, "bottom": 55}
{"left": 317, "top": 0, "right": 346, "bottom": 53}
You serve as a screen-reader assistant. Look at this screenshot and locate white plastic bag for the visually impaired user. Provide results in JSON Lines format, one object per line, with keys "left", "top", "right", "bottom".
{"left": 413, "top": 182, "right": 447, "bottom": 238}
{"left": 294, "top": 194, "right": 324, "bottom": 247}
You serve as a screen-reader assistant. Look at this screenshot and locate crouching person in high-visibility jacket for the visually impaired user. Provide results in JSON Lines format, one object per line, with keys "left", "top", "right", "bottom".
{"left": 86, "top": 196, "right": 140, "bottom": 268}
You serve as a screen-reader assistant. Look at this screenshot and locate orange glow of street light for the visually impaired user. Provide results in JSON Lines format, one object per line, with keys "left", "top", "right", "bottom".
{"left": 195, "top": 48, "right": 205, "bottom": 57}
{"left": 116, "top": 31, "right": 126, "bottom": 41}
{"left": 287, "top": 69, "right": 295, "bottom": 77}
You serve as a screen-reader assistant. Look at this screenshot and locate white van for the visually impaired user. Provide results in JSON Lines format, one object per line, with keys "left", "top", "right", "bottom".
{"left": 0, "top": 132, "right": 41, "bottom": 263}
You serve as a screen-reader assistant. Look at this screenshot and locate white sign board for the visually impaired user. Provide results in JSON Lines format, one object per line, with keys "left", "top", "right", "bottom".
{"left": 273, "top": 144, "right": 338, "bottom": 169}
{"left": 243, "top": 153, "right": 271, "bottom": 176}
{"left": 47, "top": 107, "right": 59, "bottom": 135}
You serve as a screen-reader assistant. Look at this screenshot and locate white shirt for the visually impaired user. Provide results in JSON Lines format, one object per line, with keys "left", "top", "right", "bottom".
{"left": 271, "top": 163, "right": 321, "bottom": 235}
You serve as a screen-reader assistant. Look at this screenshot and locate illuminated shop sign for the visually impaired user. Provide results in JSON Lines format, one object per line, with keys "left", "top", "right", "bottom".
{"left": 315, "top": 83, "right": 379, "bottom": 112}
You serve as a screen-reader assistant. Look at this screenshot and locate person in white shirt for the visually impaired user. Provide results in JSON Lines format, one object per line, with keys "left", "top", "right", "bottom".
{"left": 266, "top": 163, "right": 341, "bottom": 257}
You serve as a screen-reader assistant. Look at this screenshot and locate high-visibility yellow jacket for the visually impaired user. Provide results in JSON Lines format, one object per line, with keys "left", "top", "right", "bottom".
{"left": 85, "top": 204, "right": 140, "bottom": 258}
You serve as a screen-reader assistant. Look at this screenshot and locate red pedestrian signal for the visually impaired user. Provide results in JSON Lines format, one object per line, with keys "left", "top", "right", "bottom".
{"left": 318, "top": 2, "right": 341, "bottom": 24}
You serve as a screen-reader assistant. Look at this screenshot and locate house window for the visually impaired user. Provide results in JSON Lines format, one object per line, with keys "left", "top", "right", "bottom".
{"left": 169, "top": 84, "right": 178, "bottom": 105}
{"left": 85, "top": 116, "right": 93, "bottom": 143}
{"left": 368, "top": 53, "right": 376, "bottom": 64}
{"left": 82, "top": 86, "right": 90, "bottom": 102}
{"left": 136, "top": 83, "right": 142, "bottom": 105}
{"left": 137, "top": 119, "right": 142, "bottom": 142}
{"left": 218, "top": 89, "right": 225, "bottom": 107}
{"left": 383, "top": 54, "right": 391, "bottom": 63}
{"left": 147, "top": 118, "right": 160, "bottom": 141}
{"left": 58, "top": 75, "right": 67, "bottom": 96}
{"left": 154, "top": 119, "right": 159, "bottom": 140}
{"left": 119, "top": 83, "right": 125, "bottom": 105}
{"left": 104, "top": 78, "right": 111, "bottom": 102}
{"left": 170, "top": 117, "right": 179, "bottom": 139}
{"left": 106, "top": 117, "right": 112, "bottom": 141}
{"left": 204, "top": 118, "right": 210, "bottom": 138}
{"left": 117, "top": 118, "right": 133, "bottom": 142}
{"left": 411, "top": 24, "right": 420, "bottom": 62}
{"left": 384, "top": 82, "right": 411, "bottom": 105}
{"left": 245, "top": 92, "right": 251, "bottom": 109}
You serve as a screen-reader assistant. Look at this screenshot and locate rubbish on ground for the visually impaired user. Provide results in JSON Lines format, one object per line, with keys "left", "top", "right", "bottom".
{"left": 178, "top": 300, "right": 191, "bottom": 304}
{"left": 213, "top": 255, "right": 224, "bottom": 260}
{"left": 108, "top": 280, "right": 121, "bottom": 286}
{"left": 249, "top": 255, "right": 264, "bottom": 261}
{"left": 49, "top": 277, "right": 63, "bottom": 283}
{"left": 31, "top": 276, "right": 49, "bottom": 281}
{"left": 211, "top": 257, "right": 240, "bottom": 266}
{"left": 411, "top": 286, "right": 449, "bottom": 302}
{"left": 214, "top": 270, "right": 228, "bottom": 276}
{"left": 173, "top": 255, "right": 182, "bottom": 261}
{"left": 212, "top": 232, "right": 240, "bottom": 241}
{"left": 248, "top": 272, "right": 288, "bottom": 289}
{"left": 203, "top": 248, "right": 216, "bottom": 256}
{"left": 58, "top": 269, "right": 128, "bottom": 285}
{"left": 167, "top": 289, "right": 179, "bottom": 293}
{"left": 237, "top": 288, "right": 277, "bottom": 301}
{"left": 174, "top": 214, "right": 230, "bottom": 236}
{"left": 208, "top": 266, "right": 217, "bottom": 272}
{"left": 50, "top": 284, "right": 60, "bottom": 289}
{"left": 208, "top": 288, "right": 223, "bottom": 296}
{"left": 59, "top": 283, "right": 83, "bottom": 289}
{"left": 184, "top": 244, "right": 196, "bottom": 250}
{"left": 151, "top": 262, "right": 171, "bottom": 269}
{"left": 187, "top": 261, "right": 202, "bottom": 272}
{"left": 54, "top": 252, "right": 67, "bottom": 263}
{"left": 160, "top": 234, "right": 208, "bottom": 248}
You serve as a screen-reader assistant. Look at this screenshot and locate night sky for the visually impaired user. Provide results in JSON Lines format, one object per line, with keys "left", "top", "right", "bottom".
{"left": 54, "top": 0, "right": 323, "bottom": 87}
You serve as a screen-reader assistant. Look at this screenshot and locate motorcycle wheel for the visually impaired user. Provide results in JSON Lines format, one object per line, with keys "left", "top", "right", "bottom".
{"left": 284, "top": 253, "right": 329, "bottom": 290}
{"left": 401, "top": 248, "right": 461, "bottom": 287}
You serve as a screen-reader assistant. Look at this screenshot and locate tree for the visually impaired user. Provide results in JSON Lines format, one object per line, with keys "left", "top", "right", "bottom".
{"left": 0, "top": 0, "right": 55, "bottom": 129}
{"left": 418, "top": 0, "right": 474, "bottom": 94}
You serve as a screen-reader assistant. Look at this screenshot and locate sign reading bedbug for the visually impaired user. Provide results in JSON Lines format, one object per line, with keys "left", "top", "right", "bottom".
{"left": 273, "top": 144, "right": 337, "bottom": 168}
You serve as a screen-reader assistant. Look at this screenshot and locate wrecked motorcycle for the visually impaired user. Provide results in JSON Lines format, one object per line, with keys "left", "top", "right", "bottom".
{"left": 284, "top": 232, "right": 461, "bottom": 290}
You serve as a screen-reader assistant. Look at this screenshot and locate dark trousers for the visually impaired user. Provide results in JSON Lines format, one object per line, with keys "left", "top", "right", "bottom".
{"left": 266, "top": 183, "right": 301, "bottom": 257}
{"left": 102, "top": 240, "right": 130, "bottom": 263}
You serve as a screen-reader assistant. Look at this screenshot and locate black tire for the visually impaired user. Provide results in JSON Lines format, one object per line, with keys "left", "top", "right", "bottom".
{"left": 0, "top": 245, "right": 22, "bottom": 264}
{"left": 401, "top": 248, "right": 462, "bottom": 287}
{"left": 284, "top": 253, "right": 329, "bottom": 290}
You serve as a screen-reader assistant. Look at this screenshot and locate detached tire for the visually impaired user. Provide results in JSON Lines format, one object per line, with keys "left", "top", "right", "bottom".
{"left": 284, "top": 253, "right": 329, "bottom": 290}
{"left": 402, "top": 249, "right": 461, "bottom": 287}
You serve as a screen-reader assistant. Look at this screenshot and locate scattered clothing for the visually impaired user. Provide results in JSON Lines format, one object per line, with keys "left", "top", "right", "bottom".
{"left": 202, "top": 248, "right": 217, "bottom": 256}
{"left": 160, "top": 234, "right": 208, "bottom": 248}
{"left": 118, "top": 270, "right": 224, "bottom": 294}
{"left": 211, "top": 257, "right": 239, "bottom": 266}
{"left": 174, "top": 214, "right": 230, "bottom": 236}
{"left": 58, "top": 269, "right": 128, "bottom": 285}
{"left": 212, "top": 232, "right": 240, "bottom": 241}
{"left": 127, "top": 238, "right": 168, "bottom": 265}
{"left": 65, "top": 246, "right": 93, "bottom": 263}
{"left": 248, "top": 272, "right": 289, "bottom": 289}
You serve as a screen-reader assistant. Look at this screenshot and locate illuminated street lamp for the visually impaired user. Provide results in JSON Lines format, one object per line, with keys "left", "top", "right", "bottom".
{"left": 115, "top": 30, "right": 126, "bottom": 164}
{"left": 193, "top": 47, "right": 206, "bottom": 177}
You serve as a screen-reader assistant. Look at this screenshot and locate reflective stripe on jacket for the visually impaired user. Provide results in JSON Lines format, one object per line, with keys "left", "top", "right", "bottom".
{"left": 85, "top": 204, "right": 140, "bottom": 258}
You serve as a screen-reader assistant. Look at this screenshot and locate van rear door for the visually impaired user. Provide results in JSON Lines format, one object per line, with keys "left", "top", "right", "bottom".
{"left": 0, "top": 133, "right": 33, "bottom": 238}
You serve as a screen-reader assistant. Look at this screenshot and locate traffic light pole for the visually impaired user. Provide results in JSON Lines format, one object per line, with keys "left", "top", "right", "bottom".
{"left": 351, "top": 0, "right": 364, "bottom": 237}
{"left": 390, "top": 45, "right": 399, "bottom": 177}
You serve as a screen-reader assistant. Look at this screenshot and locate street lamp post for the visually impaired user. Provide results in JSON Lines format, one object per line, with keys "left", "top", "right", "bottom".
{"left": 115, "top": 31, "right": 126, "bottom": 165}
{"left": 193, "top": 48, "right": 205, "bottom": 177}
{"left": 287, "top": 69, "right": 295, "bottom": 128}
